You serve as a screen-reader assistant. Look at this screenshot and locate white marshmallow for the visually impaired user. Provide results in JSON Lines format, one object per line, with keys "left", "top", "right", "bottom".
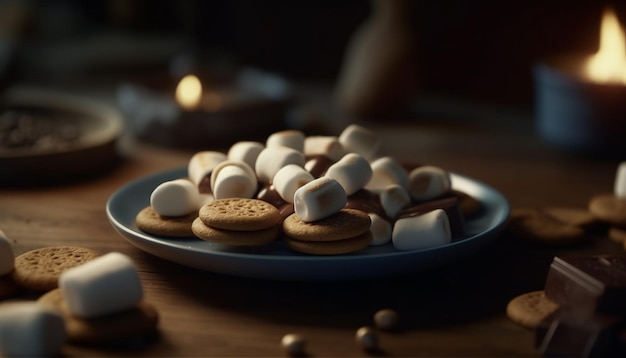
{"left": 379, "top": 184, "right": 411, "bottom": 219}
{"left": 273, "top": 164, "right": 315, "bottom": 203}
{"left": 188, "top": 151, "right": 227, "bottom": 185}
{"left": 0, "top": 230, "right": 14, "bottom": 276}
{"left": 324, "top": 153, "right": 373, "bottom": 195}
{"left": 368, "top": 213, "right": 392, "bottom": 246}
{"left": 392, "top": 209, "right": 451, "bottom": 251}
{"left": 255, "top": 146, "right": 305, "bottom": 184}
{"left": 266, "top": 130, "right": 305, "bottom": 152}
{"left": 293, "top": 177, "right": 347, "bottom": 222}
{"left": 408, "top": 166, "right": 451, "bottom": 202}
{"left": 227, "top": 141, "right": 264, "bottom": 169}
{"left": 366, "top": 156, "right": 410, "bottom": 191}
{"left": 0, "top": 302, "right": 66, "bottom": 357}
{"left": 150, "top": 179, "right": 200, "bottom": 217}
{"left": 338, "top": 124, "right": 381, "bottom": 160}
{"left": 210, "top": 160, "right": 258, "bottom": 199}
{"left": 304, "top": 136, "right": 347, "bottom": 162}
{"left": 614, "top": 162, "right": 626, "bottom": 198}
{"left": 59, "top": 252, "right": 143, "bottom": 319}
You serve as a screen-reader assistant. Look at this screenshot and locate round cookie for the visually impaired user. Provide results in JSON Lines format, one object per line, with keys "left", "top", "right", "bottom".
{"left": 542, "top": 206, "right": 600, "bottom": 229}
{"left": 38, "top": 288, "right": 159, "bottom": 344}
{"left": 135, "top": 206, "right": 196, "bottom": 237}
{"left": 12, "top": 246, "right": 100, "bottom": 291}
{"left": 506, "top": 290, "right": 559, "bottom": 329}
{"left": 199, "top": 198, "right": 281, "bottom": 231}
{"left": 282, "top": 208, "right": 371, "bottom": 242}
{"left": 285, "top": 231, "right": 373, "bottom": 255}
{"left": 588, "top": 194, "right": 626, "bottom": 226}
{"left": 608, "top": 226, "right": 626, "bottom": 244}
{"left": 192, "top": 218, "right": 279, "bottom": 246}
{"left": 507, "top": 208, "right": 587, "bottom": 246}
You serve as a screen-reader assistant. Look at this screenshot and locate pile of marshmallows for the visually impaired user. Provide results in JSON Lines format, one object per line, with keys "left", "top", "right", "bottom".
{"left": 0, "top": 231, "right": 145, "bottom": 356}
{"left": 151, "top": 124, "right": 454, "bottom": 251}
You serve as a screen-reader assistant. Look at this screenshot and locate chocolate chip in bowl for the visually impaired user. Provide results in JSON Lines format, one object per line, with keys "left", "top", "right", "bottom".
{"left": 0, "top": 88, "right": 124, "bottom": 185}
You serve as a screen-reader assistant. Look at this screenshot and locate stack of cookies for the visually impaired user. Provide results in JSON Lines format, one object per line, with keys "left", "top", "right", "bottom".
{"left": 192, "top": 198, "right": 282, "bottom": 246}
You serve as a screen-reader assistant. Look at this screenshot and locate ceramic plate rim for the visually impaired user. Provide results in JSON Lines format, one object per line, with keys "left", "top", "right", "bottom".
{"left": 106, "top": 167, "right": 510, "bottom": 279}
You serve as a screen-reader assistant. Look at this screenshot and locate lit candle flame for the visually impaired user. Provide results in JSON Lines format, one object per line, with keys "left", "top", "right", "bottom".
{"left": 175, "top": 75, "right": 202, "bottom": 110}
{"left": 586, "top": 7, "right": 626, "bottom": 84}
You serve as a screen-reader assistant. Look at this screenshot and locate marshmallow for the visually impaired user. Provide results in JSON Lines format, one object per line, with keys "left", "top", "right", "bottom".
{"left": 368, "top": 213, "right": 392, "bottom": 246}
{"left": 273, "top": 164, "right": 315, "bottom": 203}
{"left": 408, "top": 166, "right": 451, "bottom": 202}
{"left": 338, "top": 124, "right": 381, "bottom": 160}
{"left": 227, "top": 141, "right": 264, "bottom": 169}
{"left": 324, "top": 153, "right": 373, "bottom": 195}
{"left": 379, "top": 184, "right": 411, "bottom": 219}
{"left": 150, "top": 179, "right": 201, "bottom": 216}
{"left": 293, "top": 177, "right": 347, "bottom": 222}
{"left": 59, "top": 252, "right": 143, "bottom": 319}
{"left": 304, "top": 136, "right": 346, "bottom": 162}
{"left": 255, "top": 146, "right": 306, "bottom": 184}
{"left": 266, "top": 130, "right": 305, "bottom": 152}
{"left": 366, "top": 156, "right": 410, "bottom": 191}
{"left": 210, "top": 160, "right": 257, "bottom": 199}
{"left": 0, "top": 302, "right": 66, "bottom": 357}
{"left": 392, "top": 209, "right": 451, "bottom": 251}
{"left": 188, "top": 151, "right": 227, "bottom": 186}
{"left": 0, "top": 230, "right": 14, "bottom": 276}
{"left": 614, "top": 161, "right": 626, "bottom": 198}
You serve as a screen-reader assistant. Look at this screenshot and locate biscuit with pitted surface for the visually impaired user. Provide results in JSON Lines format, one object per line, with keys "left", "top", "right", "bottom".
{"left": 12, "top": 246, "right": 100, "bottom": 291}
{"left": 135, "top": 206, "right": 196, "bottom": 237}
{"left": 282, "top": 208, "right": 371, "bottom": 242}
{"left": 198, "top": 198, "right": 281, "bottom": 231}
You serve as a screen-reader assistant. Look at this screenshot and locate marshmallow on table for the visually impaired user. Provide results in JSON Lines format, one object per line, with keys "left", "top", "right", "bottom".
{"left": 368, "top": 213, "right": 392, "bottom": 246}
{"left": 255, "top": 146, "right": 306, "bottom": 184}
{"left": 338, "top": 124, "right": 381, "bottom": 161}
{"left": 188, "top": 151, "right": 227, "bottom": 187}
{"left": 209, "top": 160, "right": 258, "bottom": 199}
{"left": 614, "top": 161, "right": 626, "bottom": 198}
{"left": 392, "top": 209, "right": 451, "bottom": 251}
{"left": 408, "top": 166, "right": 451, "bottom": 202}
{"left": 227, "top": 141, "right": 264, "bottom": 169}
{"left": 366, "top": 156, "right": 410, "bottom": 191}
{"left": 0, "top": 230, "right": 14, "bottom": 276}
{"left": 379, "top": 184, "right": 411, "bottom": 219}
{"left": 266, "top": 130, "right": 305, "bottom": 152}
{"left": 0, "top": 301, "right": 66, "bottom": 357}
{"left": 59, "top": 252, "right": 143, "bottom": 319}
{"left": 304, "top": 136, "right": 346, "bottom": 162}
{"left": 150, "top": 179, "right": 200, "bottom": 217}
{"left": 273, "top": 164, "right": 315, "bottom": 203}
{"left": 324, "top": 153, "right": 373, "bottom": 195}
{"left": 294, "top": 177, "right": 347, "bottom": 222}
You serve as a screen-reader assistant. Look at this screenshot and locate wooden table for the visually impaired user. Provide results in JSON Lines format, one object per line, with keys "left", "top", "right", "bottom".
{"left": 1, "top": 98, "right": 623, "bottom": 356}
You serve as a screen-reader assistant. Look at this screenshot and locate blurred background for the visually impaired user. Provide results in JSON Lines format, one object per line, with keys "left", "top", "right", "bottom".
{"left": 0, "top": 0, "right": 623, "bottom": 124}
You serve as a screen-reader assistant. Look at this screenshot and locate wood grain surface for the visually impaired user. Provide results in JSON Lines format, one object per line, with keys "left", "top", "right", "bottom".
{"left": 1, "top": 114, "right": 623, "bottom": 357}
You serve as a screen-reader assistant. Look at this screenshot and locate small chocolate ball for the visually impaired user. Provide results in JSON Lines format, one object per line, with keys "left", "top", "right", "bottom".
{"left": 281, "top": 333, "right": 306, "bottom": 356}
{"left": 355, "top": 326, "right": 378, "bottom": 351}
{"left": 374, "top": 308, "right": 399, "bottom": 330}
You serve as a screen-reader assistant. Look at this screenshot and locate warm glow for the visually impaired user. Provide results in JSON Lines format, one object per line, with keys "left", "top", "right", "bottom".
{"left": 175, "top": 75, "right": 202, "bottom": 110}
{"left": 587, "top": 7, "right": 626, "bottom": 84}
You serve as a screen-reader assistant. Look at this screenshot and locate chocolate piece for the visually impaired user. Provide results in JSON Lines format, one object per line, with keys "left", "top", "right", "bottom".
{"left": 304, "top": 155, "right": 335, "bottom": 178}
{"left": 535, "top": 309, "right": 624, "bottom": 357}
{"left": 397, "top": 196, "right": 465, "bottom": 238}
{"left": 544, "top": 255, "right": 626, "bottom": 319}
{"left": 198, "top": 175, "right": 212, "bottom": 194}
{"left": 256, "top": 185, "right": 294, "bottom": 221}
{"left": 346, "top": 189, "right": 388, "bottom": 220}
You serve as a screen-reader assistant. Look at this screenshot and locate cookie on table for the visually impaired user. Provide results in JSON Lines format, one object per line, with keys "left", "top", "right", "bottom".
{"left": 588, "top": 194, "right": 626, "bottom": 226}
{"left": 507, "top": 208, "right": 588, "bottom": 246}
{"left": 135, "top": 206, "right": 197, "bottom": 237}
{"left": 608, "top": 226, "right": 626, "bottom": 244}
{"left": 38, "top": 288, "right": 159, "bottom": 344}
{"left": 506, "top": 290, "right": 559, "bottom": 329}
{"left": 282, "top": 208, "right": 372, "bottom": 255}
{"left": 12, "top": 246, "right": 100, "bottom": 291}
{"left": 193, "top": 198, "right": 281, "bottom": 246}
{"left": 541, "top": 206, "right": 602, "bottom": 230}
